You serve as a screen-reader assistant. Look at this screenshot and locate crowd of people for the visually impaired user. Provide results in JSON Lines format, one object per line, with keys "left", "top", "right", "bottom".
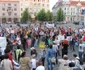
{"left": 0, "top": 23, "right": 85, "bottom": 70}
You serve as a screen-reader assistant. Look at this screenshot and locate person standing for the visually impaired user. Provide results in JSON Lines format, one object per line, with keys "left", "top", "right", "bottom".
{"left": 41, "top": 49, "right": 46, "bottom": 66}
{"left": 78, "top": 40, "right": 85, "bottom": 62}
{"left": 1, "top": 54, "right": 13, "bottom": 70}
{"left": 31, "top": 55, "right": 37, "bottom": 70}
{"left": 15, "top": 45, "right": 22, "bottom": 62}
{"left": 62, "top": 38, "right": 69, "bottom": 58}
{"left": 53, "top": 42, "right": 58, "bottom": 64}
{"left": 20, "top": 52, "right": 31, "bottom": 70}
{"left": 46, "top": 44, "right": 56, "bottom": 70}
{"left": 58, "top": 55, "right": 70, "bottom": 70}
{"left": 36, "top": 60, "right": 45, "bottom": 70}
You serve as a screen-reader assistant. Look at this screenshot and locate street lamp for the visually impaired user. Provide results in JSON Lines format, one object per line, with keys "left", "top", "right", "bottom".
{"left": 77, "top": 2, "right": 81, "bottom": 23}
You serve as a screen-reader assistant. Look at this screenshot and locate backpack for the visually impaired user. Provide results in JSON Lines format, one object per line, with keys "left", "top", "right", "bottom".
{"left": 63, "top": 39, "right": 68, "bottom": 44}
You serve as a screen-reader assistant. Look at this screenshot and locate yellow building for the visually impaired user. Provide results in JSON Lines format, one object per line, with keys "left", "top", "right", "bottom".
{"left": 28, "top": 0, "right": 50, "bottom": 19}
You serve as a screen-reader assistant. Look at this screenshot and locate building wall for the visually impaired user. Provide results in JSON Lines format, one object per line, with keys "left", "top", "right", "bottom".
{"left": 0, "top": 0, "right": 50, "bottom": 23}
{"left": 28, "top": 0, "right": 50, "bottom": 18}
{"left": 0, "top": 1, "right": 20, "bottom": 23}
{"left": 52, "top": 2, "right": 84, "bottom": 23}
{"left": 20, "top": 0, "right": 29, "bottom": 18}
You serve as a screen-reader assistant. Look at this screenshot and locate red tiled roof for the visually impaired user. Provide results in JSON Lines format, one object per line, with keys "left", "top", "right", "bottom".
{"left": 70, "top": 1, "right": 85, "bottom": 6}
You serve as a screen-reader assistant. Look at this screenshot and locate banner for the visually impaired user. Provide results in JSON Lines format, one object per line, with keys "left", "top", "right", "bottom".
{"left": 0, "top": 37, "right": 7, "bottom": 55}
{"left": 46, "top": 23, "right": 54, "bottom": 28}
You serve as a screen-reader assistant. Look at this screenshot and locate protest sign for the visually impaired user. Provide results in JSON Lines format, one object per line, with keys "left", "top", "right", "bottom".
{"left": 46, "top": 23, "right": 54, "bottom": 28}
{"left": 0, "top": 37, "right": 7, "bottom": 55}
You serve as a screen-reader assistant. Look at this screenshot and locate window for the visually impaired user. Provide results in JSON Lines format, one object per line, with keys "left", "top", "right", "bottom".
{"left": 3, "top": 13, "right": 5, "bottom": 16}
{"left": 8, "top": 12, "right": 11, "bottom": 16}
{"left": 34, "top": 3, "right": 36, "bottom": 5}
{"left": 21, "top": 8, "right": 23, "bottom": 11}
{"left": 8, "top": 3, "right": 11, "bottom": 6}
{"left": 14, "top": 8, "right": 17, "bottom": 11}
{"left": 14, "top": 18, "right": 18, "bottom": 23}
{"left": 8, "top": 18, "right": 11, "bottom": 22}
{"left": 47, "top": 4, "right": 49, "bottom": 7}
{"left": 64, "top": 8, "right": 66, "bottom": 10}
{"left": 14, "top": 4, "right": 17, "bottom": 6}
{"left": 2, "top": 8, "right": 5, "bottom": 11}
{"left": 42, "top": 4, "right": 44, "bottom": 6}
{"left": 3, "top": 4, "right": 5, "bottom": 6}
{"left": 8, "top": 7, "right": 11, "bottom": 11}
{"left": 14, "top": 13, "right": 17, "bottom": 16}
{"left": 21, "top": 13, "right": 23, "bottom": 16}
{"left": 2, "top": 18, "right": 6, "bottom": 23}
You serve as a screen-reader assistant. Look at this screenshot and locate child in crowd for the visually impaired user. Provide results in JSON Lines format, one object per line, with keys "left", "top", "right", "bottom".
{"left": 31, "top": 55, "right": 37, "bottom": 70}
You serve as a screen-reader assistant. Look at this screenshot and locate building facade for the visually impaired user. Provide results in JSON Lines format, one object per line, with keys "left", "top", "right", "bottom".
{"left": 19, "top": 0, "right": 29, "bottom": 18}
{"left": 0, "top": 0, "right": 21, "bottom": 23}
{"left": 28, "top": 0, "right": 49, "bottom": 19}
{"left": 52, "top": 0, "right": 85, "bottom": 23}
{"left": 0, "top": 0, "right": 50, "bottom": 23}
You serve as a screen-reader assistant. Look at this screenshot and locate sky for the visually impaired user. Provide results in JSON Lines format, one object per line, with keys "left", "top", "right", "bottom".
{"left": 50, "top": 0, "right": 58, "bottom": 11}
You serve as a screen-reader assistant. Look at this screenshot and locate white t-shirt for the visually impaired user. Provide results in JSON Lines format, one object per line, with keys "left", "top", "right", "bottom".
{"left": 54, "top": 40, "right": 60, "bottom": 46}
{"left": 31, "top": 59, "right": 37, "bottom": 68}
{"left": 53, "top": 45, "right": 58, "bottom": 52}
{"left": 16, "top": 37, "right": 21, "bottom": 45}
{"left": 79, "top": 44, "right": 85, "bottom": 52}
{"left": 58, "top": 35, "right": 64, "bottom": 41}
{"left": 36, "top": 65, "right": 45, "bottom": 70}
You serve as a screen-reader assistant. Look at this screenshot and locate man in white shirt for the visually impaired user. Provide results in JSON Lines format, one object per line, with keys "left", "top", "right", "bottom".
{"left": 31, "top": 55, "right": 37, "bottom": 70}
{"left": 78, "top": 40, "right": 85, "bottom": 62}
{"left": 36, "top": 61, "right": 45, "bottom": 70}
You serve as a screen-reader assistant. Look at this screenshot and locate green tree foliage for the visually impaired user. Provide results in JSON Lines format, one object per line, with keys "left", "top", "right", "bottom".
{"left": 46, "top": 10, "right": 53, "bottom": 21}
{"left": 56, "top": 8, "right": 65, "bottom": 22}
{"left": 36, "top": 9, "right": 47, "bottom": 21}
{"left": 21, "top": 8, "right": 31, "bottom": 23}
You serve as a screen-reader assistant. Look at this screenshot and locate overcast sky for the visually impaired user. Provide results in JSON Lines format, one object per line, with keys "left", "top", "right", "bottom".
{"left": 50, "top": 0, "right": 57, "bottom": 11}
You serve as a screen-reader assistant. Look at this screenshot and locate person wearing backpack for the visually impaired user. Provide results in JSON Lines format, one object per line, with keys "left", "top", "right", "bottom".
{"left": 78, "top": 40, "right": 85, "bottom": 63}
{"left": 46, "top": 44, "right": 56, "bottom": 70}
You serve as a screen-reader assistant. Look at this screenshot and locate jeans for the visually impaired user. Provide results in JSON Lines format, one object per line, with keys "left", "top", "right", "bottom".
{"left": 42, "top": 57, "right": 45, "bottom": 66}
{"left": 79, "top": 51, "right": 83, "bottom": 61}
{"left": 47, "top": 59, "right": 54, "bottom": 70}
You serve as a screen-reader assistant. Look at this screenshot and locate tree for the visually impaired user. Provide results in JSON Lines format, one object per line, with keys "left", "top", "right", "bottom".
{"left": 56, "top": 8, "right": 65, "bottom": 22}
{"left": 21, "top": 8, "right": 31, "bottom": 23}
{"left": 46, "top": 10, "right": 53, "bottom": 21}
{"left": 36, "top": 9, "right": 47, "bottom": 21}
